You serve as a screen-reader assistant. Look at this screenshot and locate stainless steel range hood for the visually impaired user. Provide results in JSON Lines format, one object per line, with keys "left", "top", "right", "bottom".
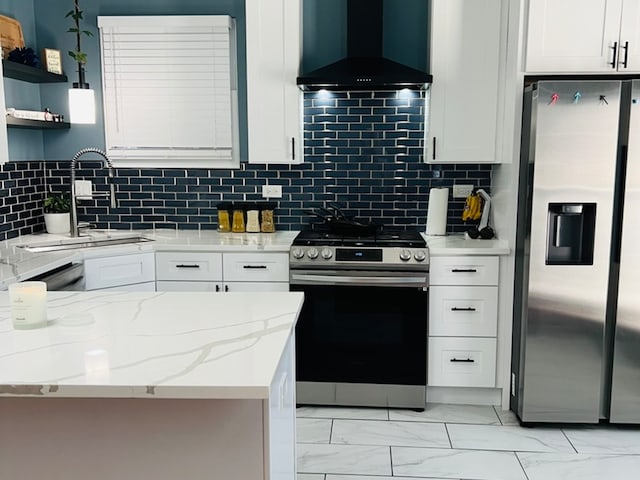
{"left": 297, "top": 0, "right": 432, "bottom": 91}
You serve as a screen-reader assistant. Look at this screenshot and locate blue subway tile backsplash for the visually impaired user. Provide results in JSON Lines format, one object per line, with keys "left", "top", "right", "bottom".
{"left": 0, "top": 90, "right": 491, "bottom": 240}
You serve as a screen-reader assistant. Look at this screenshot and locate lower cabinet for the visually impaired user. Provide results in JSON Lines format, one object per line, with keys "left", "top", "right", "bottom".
{"left": 155, "top": 251, "right": 289, "bottom": 292}
{"left": 84, "top": 252, "right": 156, "bottom": 291}
{"left": 428, "top": 256, "right": 499, "bottom": 389}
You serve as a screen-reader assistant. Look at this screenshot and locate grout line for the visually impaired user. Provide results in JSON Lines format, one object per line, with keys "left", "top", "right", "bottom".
{"left": 560, "top": 429, "right": 579, "bottom": 454}
{"left": 514, "top": 451, "right": 533, "bottom": 480}
{"left": 494, "top": 405, "right": 505, "bottom": 426}
{"left": 444, "top": 423, "right": 453, "bottom": 449}
{"left": 329, "top": 418, "right": 335, "bottom": 444}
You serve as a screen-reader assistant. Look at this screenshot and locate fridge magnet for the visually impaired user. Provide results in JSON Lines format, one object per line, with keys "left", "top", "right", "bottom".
{"left": 42, "top": 48, "right": 62, "bottom": 74}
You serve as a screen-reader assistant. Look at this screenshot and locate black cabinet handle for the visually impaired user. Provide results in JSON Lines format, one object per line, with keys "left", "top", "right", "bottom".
{"left": 292, "top": 137, "right": 295, "bottom": 161}
{"left": 432, "top": 137, "right": 437, "bottom": 160}
{"left": 176, "top": 264, "right": 201, "bottom": 269}
{"left": 610, "top": 41, "right": 618, "bottom": 69}
{"left": 216, "top": 285, "right": 220, "bottom": 292}
{"left": 621, "top": 41, "right": 629, "bottom": 69}
{"left": 450, "top": 358, "right": 475, "bottom": 363}
{"left": 451, "top": 268, "right": 477, "bottom": 273}
{"left": 243, "top": 265, "right": 267, "bottom": 269}
{"left": 451, "top": 307, "right": 477, "bottom": 312}
{"left": 225, "top": 285, "right": 229, "bottom": 292}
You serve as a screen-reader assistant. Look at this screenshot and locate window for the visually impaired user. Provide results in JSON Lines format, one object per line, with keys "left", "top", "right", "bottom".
{"left": 98, "top": 15, "right": 239, "bottom": 168}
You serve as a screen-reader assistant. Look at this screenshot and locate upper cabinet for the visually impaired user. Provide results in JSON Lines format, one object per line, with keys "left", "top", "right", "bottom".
{"left": 245, "top": 0, "right": 302, "bottom": 164}
{"left": 426, "top": 0, "right": 503, "bottom": 164}
{"left": 525, "top": 0, "right": 640, "bottom": 73}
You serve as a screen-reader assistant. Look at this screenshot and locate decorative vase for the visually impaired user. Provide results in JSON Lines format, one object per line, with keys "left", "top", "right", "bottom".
{"left": 44, "top": 213, "right": 70, "bottom": 234}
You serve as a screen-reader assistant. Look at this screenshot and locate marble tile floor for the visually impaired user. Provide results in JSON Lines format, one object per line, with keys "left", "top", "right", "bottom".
{"left": 296, "top": 404, "right": 640, "bottom": 480}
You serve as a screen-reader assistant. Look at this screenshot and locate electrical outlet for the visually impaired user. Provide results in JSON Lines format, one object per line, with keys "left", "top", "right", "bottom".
{"left": 453, "top": 184, "right": 474, "bottom": 198}
{"left": 262, "top": 185, "right": 282, "bottom": 198}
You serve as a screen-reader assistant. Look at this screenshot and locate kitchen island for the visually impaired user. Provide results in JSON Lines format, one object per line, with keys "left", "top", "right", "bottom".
{"left": 0, "top": 290, "right": 303, "bottom": 480}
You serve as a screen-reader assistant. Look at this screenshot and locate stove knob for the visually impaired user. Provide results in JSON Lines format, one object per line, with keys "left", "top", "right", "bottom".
{"left": 292, "top": 248, "right": 305, "bottom": 259}
{"left": 399, "top": 249, "right": 412, "bottom": 261}
{"left": 414, "top": 250, "right": 427, "bottom": 262}
{"left": 307, "top": 248, "right": 319, "bottom": 259}
{"left": 321, "top": 248, "right": 333, "bottom": 260}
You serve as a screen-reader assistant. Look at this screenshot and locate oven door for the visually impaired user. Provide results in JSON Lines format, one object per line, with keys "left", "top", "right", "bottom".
{"left": 291, "top": 269, "right": 428, "bottom": 386}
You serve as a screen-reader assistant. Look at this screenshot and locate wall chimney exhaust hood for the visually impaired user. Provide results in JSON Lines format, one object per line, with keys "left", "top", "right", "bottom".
{"left": 297, "top": 0, "right": 432, "bottom": 91}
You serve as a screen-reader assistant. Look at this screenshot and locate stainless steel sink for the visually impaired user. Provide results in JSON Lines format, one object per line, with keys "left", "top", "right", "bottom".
{"left": 17, "top": 236, "right": 154, "bottom": 253}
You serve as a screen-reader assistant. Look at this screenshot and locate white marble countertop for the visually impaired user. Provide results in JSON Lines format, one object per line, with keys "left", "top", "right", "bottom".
{"left": 0, "top": 229, "right": 510, "bottom": 288}
{"left": 0, "top": 229, "right": 299, "bottom": 288}
{"left": 424, "top": 234, "right": 510, "bottom": 256}
{"left": 0, "top": 290, "right": 304, "bottom": 399}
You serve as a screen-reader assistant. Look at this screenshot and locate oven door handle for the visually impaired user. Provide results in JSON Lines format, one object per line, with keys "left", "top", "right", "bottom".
{"left": 290, "top": 273, "right": 428, "bottom": 287}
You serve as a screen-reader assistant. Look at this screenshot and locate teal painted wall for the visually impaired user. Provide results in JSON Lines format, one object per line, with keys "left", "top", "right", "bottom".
{"left": 0, "top": 0, "right": 44, "bottom": 160}
{"left": 3, "top": 0, "right": 429, "bottom": 161}
{"left": 32, "top": 0, "right": 247, "bottom": 161}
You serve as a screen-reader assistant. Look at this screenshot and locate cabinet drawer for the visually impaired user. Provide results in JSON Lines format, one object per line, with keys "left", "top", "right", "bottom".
{"left": 428, "top": 337, "right": 496, "bottom": 388}
{"left": 225, "top": 282, "right": 289, "bottom": 292}
{"left": 84, "top": 253, "right": 155, "bottom": 291}
{"left": 222, "top": 253, "right": 289, "bottom": 282}
{"left": 430, "top": 256, "right": 499, "bottom": 286}
{"left": 156, "top": 252, "right": 223, "bottom": 281}
{"left": 429, "top": 286, "right": 498, "bottom": 337}
{"left": 156, "top": 281, "right": 219, "bottom": 292}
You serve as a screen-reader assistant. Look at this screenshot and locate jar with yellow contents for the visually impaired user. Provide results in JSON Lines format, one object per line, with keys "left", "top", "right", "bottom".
{"left": 216, "top": 202, "right": 232, "bottom": 232}
{"left": 231, "top": 203, "right": 246, "bottom": 233}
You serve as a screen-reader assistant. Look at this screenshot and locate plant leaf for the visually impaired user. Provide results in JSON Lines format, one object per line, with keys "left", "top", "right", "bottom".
{"left": 65, "top": 10, "right": 74, "bottom": 18}
{"left": 67, "top": 28, "right": 79, "bottom": 33}
{"left": 82, "top": 30, "right": 94, "bottom": 37}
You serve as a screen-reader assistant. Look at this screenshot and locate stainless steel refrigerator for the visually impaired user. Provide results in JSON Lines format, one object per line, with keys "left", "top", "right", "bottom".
{"left": 512, "top": 79, "right": 640, "bottom": 424}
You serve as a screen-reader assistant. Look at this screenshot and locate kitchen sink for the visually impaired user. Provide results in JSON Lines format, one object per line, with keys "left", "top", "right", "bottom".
{"left": 17, "top": 235, "right": 154, "bottom": 253}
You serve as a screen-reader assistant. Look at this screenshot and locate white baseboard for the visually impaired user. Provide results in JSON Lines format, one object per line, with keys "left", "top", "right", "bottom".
{"left": 427, "top": 386, "right": 503, "bottom": 406}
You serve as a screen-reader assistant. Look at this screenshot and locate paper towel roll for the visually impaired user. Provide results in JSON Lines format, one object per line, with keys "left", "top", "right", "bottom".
{"left": 426, "top": 187, "right": 449, "bottom": 235}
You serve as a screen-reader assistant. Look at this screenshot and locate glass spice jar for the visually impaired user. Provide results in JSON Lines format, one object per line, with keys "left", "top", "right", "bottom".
{"left": 216, "top": 202, "right": 232, "bottom": 232}
{"left": 245, "top": 203, "right": 260, "bottom": 233}
{"left": 231, "top": 203, "right": 246, "bottom": 233}
{"left": 260, "top": 202, "right": 276, "bottom": 233}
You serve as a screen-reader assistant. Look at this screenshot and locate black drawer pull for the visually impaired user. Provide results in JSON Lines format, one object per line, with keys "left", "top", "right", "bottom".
{"left": 243, "top": 265, "right": 267, "bottom": 269}
{"left": 176, "top": 264, "right": 201, "bottom": 269}
{"left": 451, "top": 268, "right": 477, "bottom": 273}
{"left": 450, "top": 358, "right": 475, "bottom": 363}
{"left": 451, "top": 307, "right": 477, "bottom": 312}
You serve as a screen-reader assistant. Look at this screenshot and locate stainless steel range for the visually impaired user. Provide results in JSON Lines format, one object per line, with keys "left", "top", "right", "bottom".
{"left": 290, "top": 228, "right": 429, "bottom": 409}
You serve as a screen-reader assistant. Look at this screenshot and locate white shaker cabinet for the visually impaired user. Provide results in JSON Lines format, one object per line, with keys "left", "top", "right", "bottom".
{"left": 525, "top": 0, "right": 640, "bottom": 73}
{"left": 84, "top": 252, "right": 156, "bottom": 291}
{"left": 428, "top": 256, "right": 499, "bottom": 388}
{"left": 426, "top": 0, "right": 503, "bottom": 163}
{"left": 245, "top": 0, "right": 302, "bottom": 164}
{"left": 156, "top": 251, "right": 289, "bottom": 292}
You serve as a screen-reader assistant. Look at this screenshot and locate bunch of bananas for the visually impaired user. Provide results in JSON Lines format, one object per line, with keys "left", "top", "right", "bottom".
{"left": 462, "top": 192, "right": 483, "bottom": 222}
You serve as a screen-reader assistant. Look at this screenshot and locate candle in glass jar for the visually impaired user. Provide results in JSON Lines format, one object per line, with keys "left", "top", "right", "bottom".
{"left": 9, "top": 281, "right": 47, "bottom": 329}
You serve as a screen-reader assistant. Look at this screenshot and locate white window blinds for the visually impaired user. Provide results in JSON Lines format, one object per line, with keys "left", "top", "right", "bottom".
{"left": 98, "top": 16, "right": 239, "bottom": 168}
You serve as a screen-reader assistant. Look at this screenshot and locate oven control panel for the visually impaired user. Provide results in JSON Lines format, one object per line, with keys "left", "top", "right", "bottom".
{"left": 290, "top": 246, "right": 429, "bottom": 267}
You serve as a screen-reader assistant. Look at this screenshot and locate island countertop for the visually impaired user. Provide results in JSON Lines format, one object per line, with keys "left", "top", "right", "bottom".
{"left": 0, "top": 291, "right": 304, "bottom": 400}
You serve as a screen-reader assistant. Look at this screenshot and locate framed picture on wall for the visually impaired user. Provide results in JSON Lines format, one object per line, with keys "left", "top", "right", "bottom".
{"left": 41, "top": 48, "right": 62, "bottom": 75}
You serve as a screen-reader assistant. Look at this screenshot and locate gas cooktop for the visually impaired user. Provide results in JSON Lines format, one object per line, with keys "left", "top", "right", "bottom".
{"left": 292, "top": 228, "right": 427, "bottom": 248}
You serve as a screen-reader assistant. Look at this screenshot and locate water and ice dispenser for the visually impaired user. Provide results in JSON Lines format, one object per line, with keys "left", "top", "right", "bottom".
{"left": 546, "top": 203, "right": 596, "bottom": 265}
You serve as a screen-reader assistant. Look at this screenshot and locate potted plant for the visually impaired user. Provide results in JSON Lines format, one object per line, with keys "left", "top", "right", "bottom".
{"left": 43, "top": 194, "right": 71, "bottom": 234}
